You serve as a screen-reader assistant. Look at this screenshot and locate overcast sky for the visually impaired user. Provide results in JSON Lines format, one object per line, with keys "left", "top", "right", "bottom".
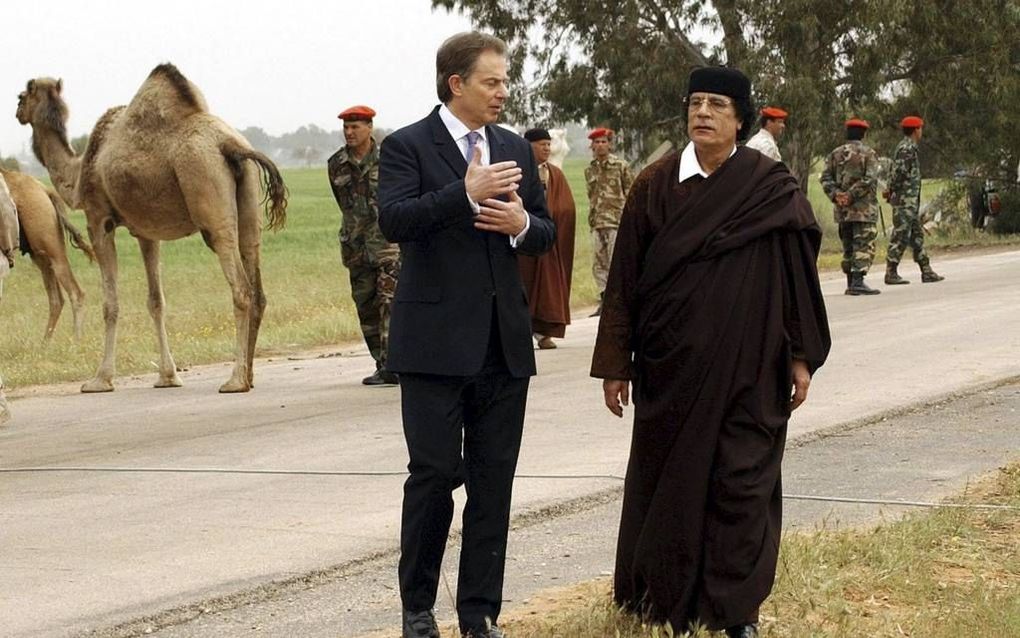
{"left": 1, "top": 0, "right": 476, "bottom": 155}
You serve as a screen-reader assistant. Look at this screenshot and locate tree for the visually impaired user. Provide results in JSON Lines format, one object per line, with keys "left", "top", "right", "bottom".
{"left": 434, "top": 0, "right": 1020, "bottom": 189}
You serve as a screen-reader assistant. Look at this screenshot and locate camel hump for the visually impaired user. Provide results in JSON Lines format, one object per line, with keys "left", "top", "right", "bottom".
{"left": 132, "top": 63, "right": 209, "bottom": 118}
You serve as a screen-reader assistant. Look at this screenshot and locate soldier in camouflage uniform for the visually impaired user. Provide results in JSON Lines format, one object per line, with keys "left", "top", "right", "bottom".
{"left": 883, "top": 115, "right": 944, "bottom": 284}
{"left": 820, "top": 118, "right": 881, "bottom": 295}
{"left": 327, "top": 105, "right": 401, "bottom": 385}
{"left": 584, "top": 127, "right": 634, "bottom": 316}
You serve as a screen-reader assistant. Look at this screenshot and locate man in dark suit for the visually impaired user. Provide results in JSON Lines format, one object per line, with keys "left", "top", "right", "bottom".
{"left": 378, "top": 31, "right": 556, "bottom": 638}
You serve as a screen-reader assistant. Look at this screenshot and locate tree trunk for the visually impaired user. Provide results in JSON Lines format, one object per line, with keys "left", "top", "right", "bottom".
{"left": 714, "top": 0, "right": 749, "bottom": 67}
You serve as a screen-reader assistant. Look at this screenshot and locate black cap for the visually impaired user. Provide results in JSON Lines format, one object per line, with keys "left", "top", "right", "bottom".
{"left": 523, "top": 128, "right": 551, "bottom": 142}
{"left": 688, "top": 66, "right": 751, "bottom": 100}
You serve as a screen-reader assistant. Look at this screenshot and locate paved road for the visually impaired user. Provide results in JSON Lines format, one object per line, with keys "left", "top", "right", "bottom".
{"left": 146, "top": 381, "right": 1020, "bottom": 638}
{"left": 2, "top": 249, "right": 1019, "bottom": 637}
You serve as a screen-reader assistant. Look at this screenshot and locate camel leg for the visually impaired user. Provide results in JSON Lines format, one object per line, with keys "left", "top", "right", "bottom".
{"left": 82, "top": 219, "right": 119, "bottom": 393}
{"left": 49, "top": 256, "right": 87, "bottom": 341}
{"left": 243, "top": 259, "right": 264, "bottom": 388}
{"left": 209, "top": 238, "right": 253, "bottom": 393}
{"left": 237, "top": 172, "right": 265, "bottom": 389}
{"left": 32, "top": 254, "right": 64, "bottom": 341}
{"left": 237, "top": 244, "right": 263, "bottom": 389}
{"left": 137, "top": 238, "right": 182, "bottom": 388}
{"left": 178, "top": 169, "right": 252, "bottom": 393}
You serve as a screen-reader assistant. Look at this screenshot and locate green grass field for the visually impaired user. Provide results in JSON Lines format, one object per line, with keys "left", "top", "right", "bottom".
{"left": 0, "top": 161, "right": 1014, "bottom": 389}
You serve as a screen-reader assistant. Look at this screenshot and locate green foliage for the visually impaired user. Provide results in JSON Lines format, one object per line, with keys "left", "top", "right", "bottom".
{"left": 991, "top": 186, "right": 1020, "bottom": 235}
{"left": 434, "top": 0, "right": 1020, "bottom": 188}
{"left": 0, "top": 156, "right": 20, "bottom": 171}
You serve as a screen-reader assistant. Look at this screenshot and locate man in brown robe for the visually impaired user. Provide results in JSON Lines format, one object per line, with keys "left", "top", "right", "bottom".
{"left": 591, "top": 67, "right": 831, "bottom": 637}
{"left": 519, "top": 128, "right": 577, "bottom": 349}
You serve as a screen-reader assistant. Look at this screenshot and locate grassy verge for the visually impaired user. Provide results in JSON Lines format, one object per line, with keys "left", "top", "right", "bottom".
{"left": 1, "top": 163, "right": 1016, "bottom": 388}
{"left": 492, "top": 463, "right": 1020, "bottom": 637}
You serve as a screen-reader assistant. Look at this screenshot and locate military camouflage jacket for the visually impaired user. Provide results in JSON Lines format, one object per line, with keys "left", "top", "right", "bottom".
{"left": 820, "top": 140, "right": 879, "bottom": 223}
{"left": 585, "top": 154, "right": 634, "bottom": 229}
{"left": 327, "top": 140, "right": 398, "bottom": 263}
{"left": 887, "top": 137, "right": 921, "bottom": 210}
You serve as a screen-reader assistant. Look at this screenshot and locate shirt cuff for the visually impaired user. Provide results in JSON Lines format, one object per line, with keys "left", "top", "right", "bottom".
{"left": 509, "top": 211, "right": 531, "bottom": 248}
{"left": 466, "top": 191, "right": 481, "bottom": 215}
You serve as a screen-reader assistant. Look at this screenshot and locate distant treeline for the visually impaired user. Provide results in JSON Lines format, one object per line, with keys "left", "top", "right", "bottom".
{"left": 238, "top": 122, "right": 595, "bottom": 167}
{"left": 239, "top": 124, "right": 390, "bottom": 167}
{"left": 3, "top": 121, "right": 597, "bottom": 175}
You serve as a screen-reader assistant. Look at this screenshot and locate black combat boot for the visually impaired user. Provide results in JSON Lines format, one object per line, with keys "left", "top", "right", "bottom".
{"left": 363, "top": 368, "right": 399, "bottom": 386}
{"left": 884, "top": 261, "right": 909, "bottom": 285}
{"left": 919, "top": 259, "right": 945, "bottom": 283}
{"left": 846, "top": 272, "right": 881, "bottom": 295}
{"left": 589, "top": 292, "right": 603, "bottom": 317}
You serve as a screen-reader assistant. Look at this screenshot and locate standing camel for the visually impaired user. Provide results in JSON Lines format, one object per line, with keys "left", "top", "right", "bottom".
{"left": 0, "top": 174, "right": 17, "bottom": 423}
{"left": 0, "top": 173, "right": 16, "bottom": 290}
{"left": 17, "top": 64, "right": 287, "bottom": 393}
{"left": 0, "top": 168, "right": 94, "bottom": 340}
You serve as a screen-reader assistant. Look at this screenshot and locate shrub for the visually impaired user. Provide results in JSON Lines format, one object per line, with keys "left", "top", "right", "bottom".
{"left": 991, "top": 185, "right": 1020, "bottom": 235}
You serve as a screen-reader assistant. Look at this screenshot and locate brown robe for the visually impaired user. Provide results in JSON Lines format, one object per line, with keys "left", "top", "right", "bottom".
{"left": 519, "top": 162, "right": 576, "bottom": 337}
{"left": 591, "top": 147, "right": 830, "bottom": 630}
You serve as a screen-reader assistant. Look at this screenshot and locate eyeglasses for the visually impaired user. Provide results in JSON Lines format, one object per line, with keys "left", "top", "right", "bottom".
{"left": 686, "top": 95, "right": 734, "bottom": 113}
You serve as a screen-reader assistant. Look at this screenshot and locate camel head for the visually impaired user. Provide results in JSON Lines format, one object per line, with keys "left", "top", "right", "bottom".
{"left": 17, "top": 78, "right": 69, "bottom": 130}
{"left": 17, "top": 78, "right": 74, "bottom": 166}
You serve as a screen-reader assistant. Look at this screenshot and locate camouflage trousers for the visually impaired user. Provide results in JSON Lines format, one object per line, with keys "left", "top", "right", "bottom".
{"left": 591, "top": 227, "right": 618, "bottom": 294}
{"left": 342, "top": 243, "right": 399, "bottom": 369}
{"left": 886, "top": 206, "right": 928, "bottom": 265}
{"left": 838, "top": 221, "right": 877, "bottom": 275}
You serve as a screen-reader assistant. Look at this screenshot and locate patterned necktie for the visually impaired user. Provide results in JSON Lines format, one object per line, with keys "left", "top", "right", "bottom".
{"left": 464, "top": 130, "right": 481, "bottom": 163}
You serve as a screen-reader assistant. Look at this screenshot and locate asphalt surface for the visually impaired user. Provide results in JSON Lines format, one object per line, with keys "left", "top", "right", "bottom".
{"left": 2, "top": 249, "right": 1019, "bottom": 637}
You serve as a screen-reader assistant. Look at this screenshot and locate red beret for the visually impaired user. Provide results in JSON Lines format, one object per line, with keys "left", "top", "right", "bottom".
{"left": 338, "top": 105, "right": 376, "bottom": 121}
{"left": 588, "top": 127, "right": 613, "bottom": 140}
{"left": 901, "top": 115, "right": 924, "bottom": 128}
{"left": 761, "top": 106, "right": 788, "bottom": 119}
{"left": 845, "top": 118, "right": 870, "bottom": 130}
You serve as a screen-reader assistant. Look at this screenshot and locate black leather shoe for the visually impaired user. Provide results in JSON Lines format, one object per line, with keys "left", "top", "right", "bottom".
{"left": 402, "top": 609, "right": 440, "bottom": 638}
{"left": 362, "top": 369, "right": 399, "bottom": 386}
{"left": 463, "top": 626, "right": 505, "bottom": 638}
{"left": 725, "top": 623, "right": 759, "bottom": 638}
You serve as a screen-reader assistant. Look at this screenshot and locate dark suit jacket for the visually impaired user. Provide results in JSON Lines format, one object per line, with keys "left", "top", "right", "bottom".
{"left": 378, "top": 106, "right": 556, "bottom": 378}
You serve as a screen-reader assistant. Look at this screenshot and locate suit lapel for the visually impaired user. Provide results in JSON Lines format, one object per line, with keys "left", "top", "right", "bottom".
{"left": 486, "top": 126, "right": 515, "bottom": 205}
{"left": 429, "top": 109, "right": 470, "bottom": 178}
{"left": 486, "top": 125, "right": 508, "bottom": 165}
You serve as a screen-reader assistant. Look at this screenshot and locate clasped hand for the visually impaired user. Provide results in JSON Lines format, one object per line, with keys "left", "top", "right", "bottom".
{"left": 464, "top": 146, "right": 527, "bottom": 236}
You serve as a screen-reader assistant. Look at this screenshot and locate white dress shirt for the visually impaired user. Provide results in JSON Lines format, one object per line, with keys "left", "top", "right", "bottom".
{"left": 678, "top": 141, "right": 739, "bottom": 183}
{"left": 438, "top": 104, "right": 529, "bottom": 246}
